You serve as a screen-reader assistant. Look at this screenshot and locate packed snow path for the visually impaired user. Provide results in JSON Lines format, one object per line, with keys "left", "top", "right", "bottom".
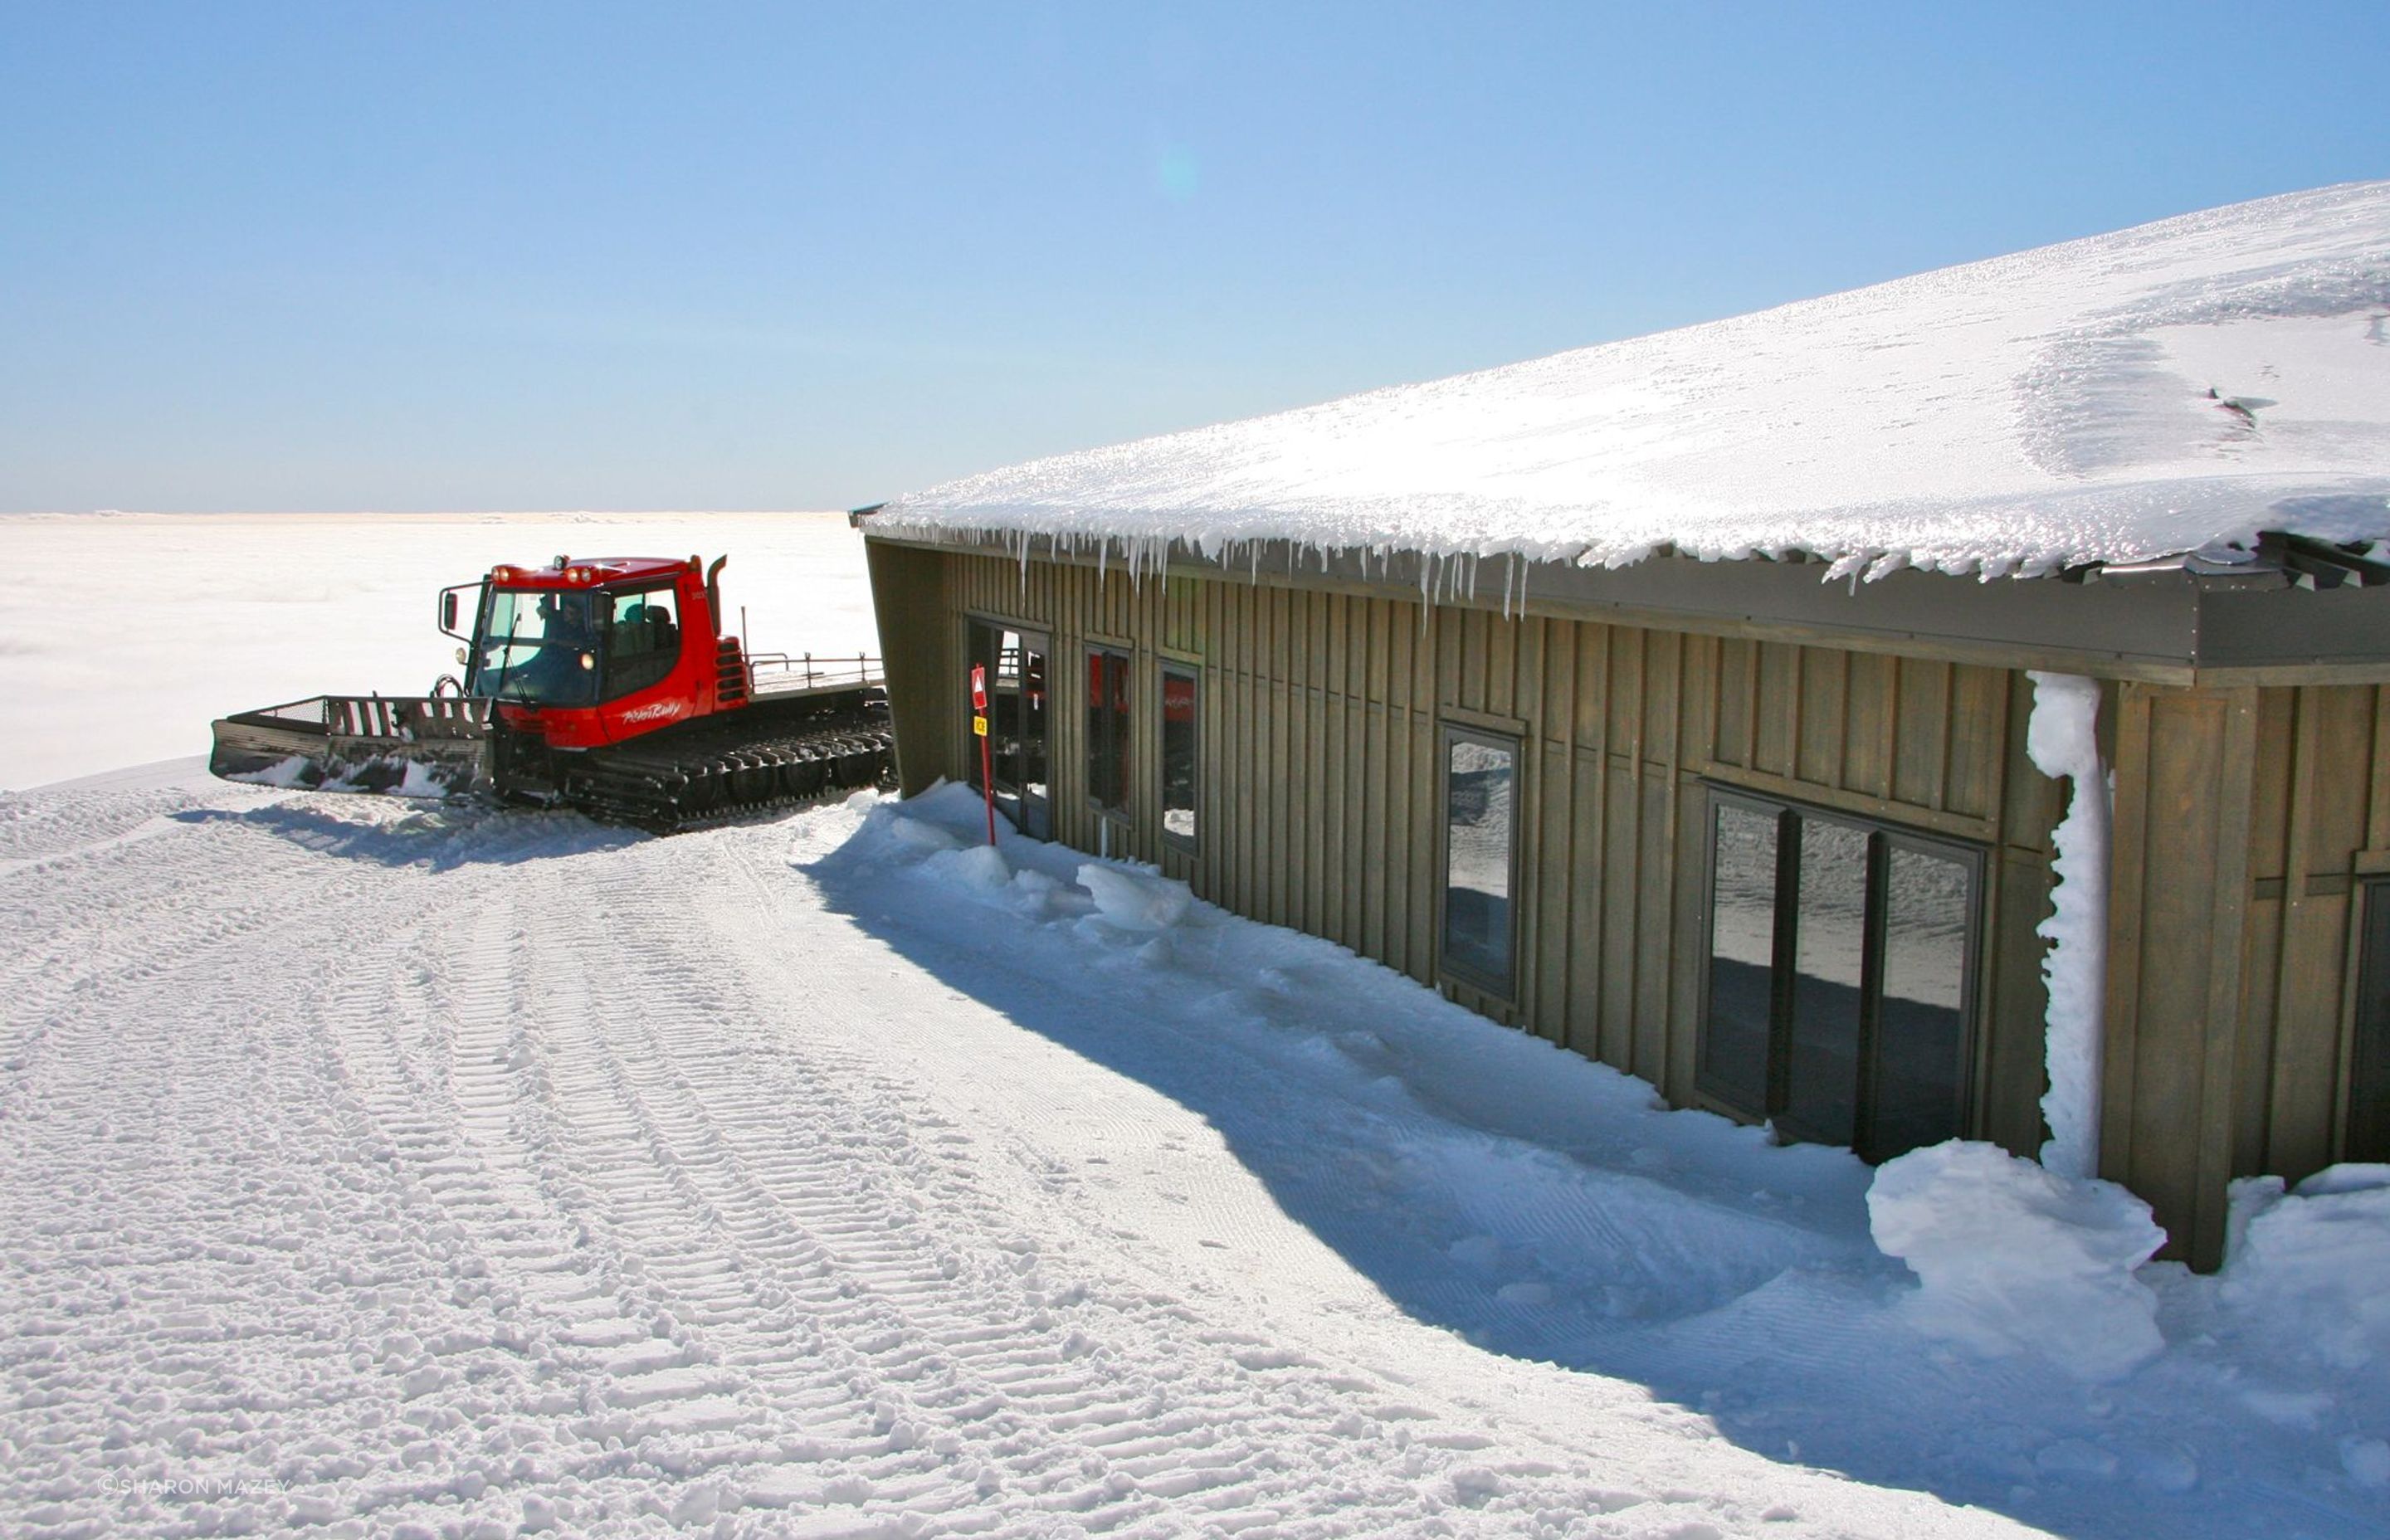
{"left": 2, "top": 768, "right": 2381, "bottom": 1538}
{"left": 0, "top": 768, "right": 2023, "bottom": 1539}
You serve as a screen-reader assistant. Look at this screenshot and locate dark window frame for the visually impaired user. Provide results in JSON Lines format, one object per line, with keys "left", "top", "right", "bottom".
{"left": 1085, "top": 644, "right": 1133, "bottom": 821}
{"left": 600, "top": 583, "right": 680, "bottom": 701}
{"left": 2346, "top": 878, "right": 2390, "bottom": 1162}
{"left": 1437, "top": 724, "right": 1524, "bottom": 1001}
{"left": 963, "top": 616, "right": 1051, "bottom": 839}
{"left": 1158, "top": 660, "right": 1200, "bottom": 854}
{"left": 1696, "top": 784, "right": 1986, "bottom": 1163}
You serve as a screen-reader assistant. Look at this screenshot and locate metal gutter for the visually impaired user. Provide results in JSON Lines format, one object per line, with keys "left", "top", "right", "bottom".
{"left": 856, "top": 526, "right": 2390, "bottom": 685}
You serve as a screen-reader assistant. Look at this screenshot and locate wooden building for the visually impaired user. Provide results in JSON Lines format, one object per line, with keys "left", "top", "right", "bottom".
{"left": 854, "top": 185, "right": 2390, "bottom": 1270}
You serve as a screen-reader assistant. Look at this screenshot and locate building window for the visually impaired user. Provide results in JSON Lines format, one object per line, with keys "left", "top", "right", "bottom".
{"left": 1700, "top": 790, "right": 1980, "bottom": 1162}
{"left": 965, "top": 620, "right": 1049, "bottom": 839}
{"left": 1441, "top": 727, "right": 1519, "bottom": 995}
{"left": 2349, "top": 880, "right": 2390, "bottom": 1162}
{"left": 1086, "top": 646, "right": 1131, "bottom": 817}
{"left": 1160, "top": 663, "right": 1197, "bottom": 850}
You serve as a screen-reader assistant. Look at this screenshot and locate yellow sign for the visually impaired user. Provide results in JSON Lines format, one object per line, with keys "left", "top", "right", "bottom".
{"left": 973, "top": 714, "right": 988, "bottom": 737}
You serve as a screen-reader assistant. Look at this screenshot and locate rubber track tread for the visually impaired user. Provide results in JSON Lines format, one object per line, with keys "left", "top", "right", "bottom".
{"left": 563, "top": 720, "right": 892, "bottom": 833}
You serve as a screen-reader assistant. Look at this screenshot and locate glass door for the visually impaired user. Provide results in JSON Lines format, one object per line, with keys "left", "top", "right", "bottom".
{"left": 966, "top": 620, "right": 1050, "bottom": 839}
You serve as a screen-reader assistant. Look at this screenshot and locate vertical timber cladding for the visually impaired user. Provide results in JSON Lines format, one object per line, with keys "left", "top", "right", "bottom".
{"left": 933, "top": 548, "right": 2056, "bottom": 1149}
{"left": 867, "top": 539, "right": 959, "bottom": 797}
{"left": 2109, "top": 680, "right": 2390, "bottom": 1270}
{"left": 2241, "top": 684, "right": 2390, "bottom": 1187}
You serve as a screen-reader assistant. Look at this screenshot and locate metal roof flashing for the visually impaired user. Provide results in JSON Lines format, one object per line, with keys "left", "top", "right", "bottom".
{"left": 861, "top": 523, "right": 2390, "bottom": 685}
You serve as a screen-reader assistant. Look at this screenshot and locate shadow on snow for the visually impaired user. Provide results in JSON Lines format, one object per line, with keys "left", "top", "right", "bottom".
{"left": 173, "top": 799, "right": 645, "bottom": 870}
{"left": 795, "top": 800, "right": 2383, "bottom": 1540}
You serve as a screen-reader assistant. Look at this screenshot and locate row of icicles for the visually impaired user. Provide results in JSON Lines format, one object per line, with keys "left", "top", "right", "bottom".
{"left": 861, "top": 518, "right": 2046, "bottom": 625}
{"left": 875, "top": 522, "right": 1565, "bottom": 627}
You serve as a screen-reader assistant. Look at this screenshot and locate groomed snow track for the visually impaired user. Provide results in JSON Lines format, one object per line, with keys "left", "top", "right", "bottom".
{"left": 0, "top": 767, "right": 2041, "bottom": 1539}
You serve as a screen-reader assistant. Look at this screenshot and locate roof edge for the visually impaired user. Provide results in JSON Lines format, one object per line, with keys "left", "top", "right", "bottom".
{"left": 861, "top": 526, "right": 2390, "bottom": 683}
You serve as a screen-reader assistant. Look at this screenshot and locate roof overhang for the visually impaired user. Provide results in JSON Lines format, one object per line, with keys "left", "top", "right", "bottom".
{"left": 861, "top": 525, "right": 2390, "bottom": 687}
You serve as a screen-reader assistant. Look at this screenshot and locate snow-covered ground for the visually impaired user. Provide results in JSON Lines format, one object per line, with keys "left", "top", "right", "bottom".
{"left": 3, "top": 514, "right": 2387, "bottom": 1539}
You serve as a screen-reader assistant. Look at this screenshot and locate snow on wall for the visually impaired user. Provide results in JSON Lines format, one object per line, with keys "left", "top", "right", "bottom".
{"left": 2027, "top": 671, "right": 2110, "bottom": 1181}
{"left": 871, "top": 183, "right": 2390, "bottom": 582}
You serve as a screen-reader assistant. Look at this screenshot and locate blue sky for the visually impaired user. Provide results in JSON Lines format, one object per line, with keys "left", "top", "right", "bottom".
{"left": 2, "top": 2, "right": 2383, "bottom": 513}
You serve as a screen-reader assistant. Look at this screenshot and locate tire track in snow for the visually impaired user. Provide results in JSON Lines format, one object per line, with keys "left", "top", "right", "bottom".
{"left": 2, "top": 772, "right": 2044, "bottom": 1540}
{"left": 1, "top": 792, "right": 568, "bottom": 1536}
{"left": 569, "top": 825, "right": 1646, "bottom": 1538}
{"left": 450, "top": 836, "right": 1448, "bottom": 1534}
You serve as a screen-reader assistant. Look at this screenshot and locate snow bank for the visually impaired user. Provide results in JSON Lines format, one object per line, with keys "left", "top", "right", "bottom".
{"left": 1868, "top": 1141, "right": 2166, "bottom": 1381}
{"left": 2027, "top": 671, "right": 2109, "bottom": 1179}
{"left": 1076, "top": 860, "right": 1193, "bottom": 931}
{"left": 2220, "top": 1164, "right": 2390, "bottom": 1371}
{"left": 871, "top": 183, "right": 2390, "bottom": 581}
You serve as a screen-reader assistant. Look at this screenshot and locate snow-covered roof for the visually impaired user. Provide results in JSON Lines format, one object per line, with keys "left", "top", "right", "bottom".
{"left": 872, "top": 183, "right": 2390, "bottom": 582}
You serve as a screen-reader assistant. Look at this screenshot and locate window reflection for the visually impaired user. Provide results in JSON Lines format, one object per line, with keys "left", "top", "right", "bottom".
{"left": 1704, "top": 804, "right": 1778, "bottom": 1113}
{"left": 1867, "top": 845, "right": 1971, "bottom": 1159}
{"left": 964, "top": 621, "right": 1050, "bottom": 838}
{"left": 1700, "top": 792, "right": 1978, "bottom": 1165}
{"left": 1786, "top": 819, "right": 1868, "bottom": 1148}
{"left": 1442, "top": 733, "right": 1516, "bottom": 989}
{"left": 1161, "top": 665, "right": 1197, "bottom": 846}
{"left": 1087, "top": 648, "right": 1130, "bottom": 816}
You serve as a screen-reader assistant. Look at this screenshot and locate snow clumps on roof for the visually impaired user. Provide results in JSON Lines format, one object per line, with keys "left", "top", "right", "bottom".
{"left": 874, "top": 183, "right": 2390, "bottom": 582}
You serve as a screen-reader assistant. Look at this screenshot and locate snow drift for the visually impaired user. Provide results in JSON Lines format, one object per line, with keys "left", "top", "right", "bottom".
{"left": 871, "top": 183, "right": 2390, "bottom": 582}
{"left": 2221, "top": 1163, "right": 2390, "bottom": 1371}
{"left": 1868, "top": 1141, "right": 2167, "bottom": 1381}
{"left": 1075, "top": 860, "right": 1194, "bottom": 931}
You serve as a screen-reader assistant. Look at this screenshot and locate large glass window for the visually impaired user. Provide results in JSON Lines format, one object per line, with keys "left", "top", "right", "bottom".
{"left": 1700, "top": 790, "right": 1979, "bottom": 1162}
{"left": 1086, "top": 646, "right": 1131, "bottom": 817}
{"left": 1441, "top": 729, "right": 1519, "bottom": 994}
{"left": 965, "top": 620, "right": 1049, "bottom": 839}
{"left": 472, "top": 588, "right": 601, "bottom": 706}
{"left": 1702, "top": 802, "right": 1781, "bottom": 1114}
{"left": 602, "top": 586, "right": 680, "bottom": 699}
{"left": 1871, "top": 845, "right": 1977, "bottom": 1157}
{"left": 2349, "top": 881, "right": 2390, "bottom": 1162}
{"left": 1161, "top": 664, "right": 1198, "bottom": 850}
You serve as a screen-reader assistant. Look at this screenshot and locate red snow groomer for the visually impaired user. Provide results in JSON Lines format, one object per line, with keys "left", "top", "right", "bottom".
{"left": 209, "top": 554, "right": 890, "bottom": 830}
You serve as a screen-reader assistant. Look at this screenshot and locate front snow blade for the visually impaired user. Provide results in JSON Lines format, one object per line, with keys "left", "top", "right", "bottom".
{"left": 210, "top": 694, "right": 494, "bottom": 799}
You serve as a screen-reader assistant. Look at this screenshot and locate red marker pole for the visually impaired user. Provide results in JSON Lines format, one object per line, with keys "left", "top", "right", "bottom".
{"left": 971, "top": 664, "right": 995, "bottom": 846}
